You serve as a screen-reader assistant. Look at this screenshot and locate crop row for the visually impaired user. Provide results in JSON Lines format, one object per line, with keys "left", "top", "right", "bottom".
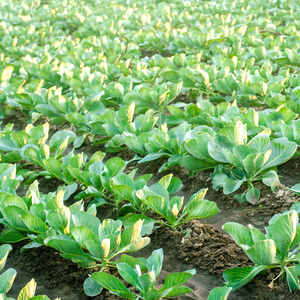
{"left": 0, "top": 158, "right": 299, "bottom": 299}
{"left": 0, "top": 112, "right": 299, "bottom": 203}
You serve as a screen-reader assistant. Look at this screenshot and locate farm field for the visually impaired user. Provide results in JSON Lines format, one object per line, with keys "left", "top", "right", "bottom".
{"left": 1, "top": 0, "right": 300, "bottom": 299}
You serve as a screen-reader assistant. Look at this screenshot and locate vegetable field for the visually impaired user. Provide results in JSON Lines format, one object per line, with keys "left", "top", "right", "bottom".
{"left": 1, "top": 0, "right": 300, "bottom": 299}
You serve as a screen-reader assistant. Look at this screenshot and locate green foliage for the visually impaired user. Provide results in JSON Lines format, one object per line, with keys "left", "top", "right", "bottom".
{"left": 45, "top": 217, "right": 151, "bottom": 268}
{"left": 288, "top": 184, "right": 300, "bottom": 196}
{"left": 222, "top": 210, "right": 300, "bottom": 292}
{"left": 207, "top": 287, "right": 232, "bottom": 300}
{"left": 136, "top": 177, "right": 219, "bottom": 228}
{"left": 89, "top": 249, "right": 195, "bottom": 299}
{"left": 0, "top": 181, "right": 151, "bottom": 268}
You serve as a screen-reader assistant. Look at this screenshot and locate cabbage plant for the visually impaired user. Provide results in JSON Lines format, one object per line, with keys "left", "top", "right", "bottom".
{"left": 223, "top": 210, "right": 300, "bottom": 291}
{"left": 136, "top": 175, "right": 219, "bottom": 228}
{"left": 184, "top": 121, "right": 297, "bottom": 203}
{"left": 86, "top": 248, "right": 195, "bottom": 299}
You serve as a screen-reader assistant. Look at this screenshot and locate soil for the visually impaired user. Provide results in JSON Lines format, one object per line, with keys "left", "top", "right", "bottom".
{"left": 1, "top": 108, "right": 29, "bottom": 131}
{"left": 150, "top": 221, "right": 252, "bottom": 274}
{"left": 2, "top": 109, "right": 300, "bottom": 300}
{"left": 140, "top": 49, "right": 173, "bottom": 58}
